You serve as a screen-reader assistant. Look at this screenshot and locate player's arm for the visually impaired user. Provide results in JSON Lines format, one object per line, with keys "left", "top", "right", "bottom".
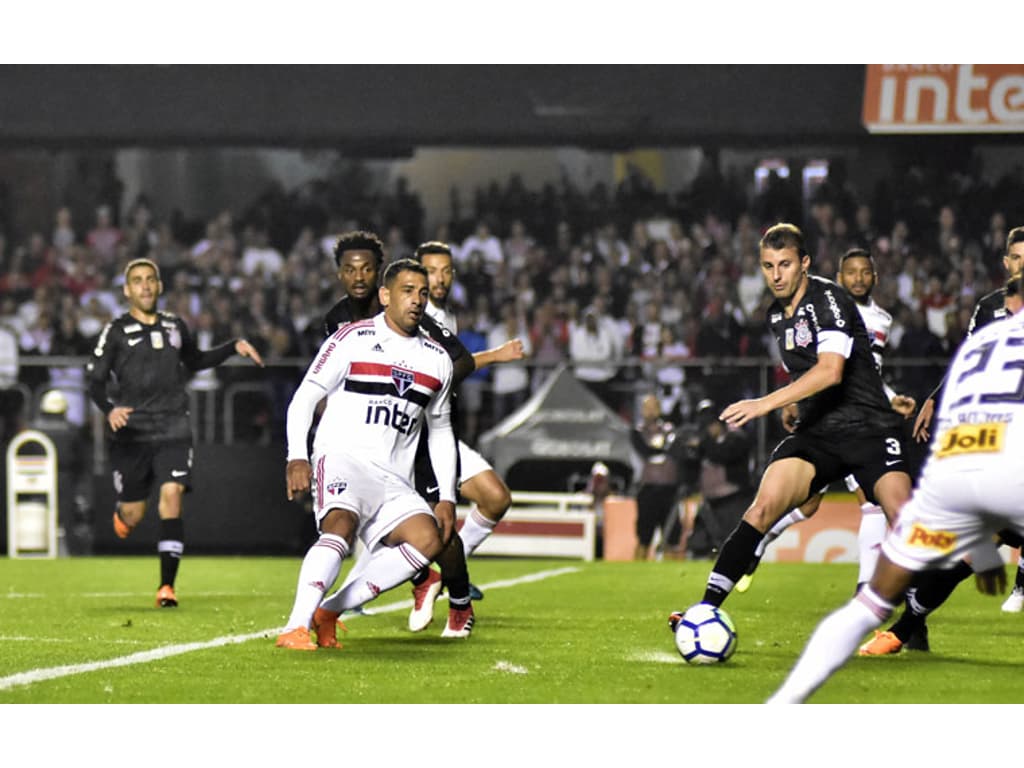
{"left": 721, "top": 351, "right": 845, "bottom": 428}
{"left": 85, "top": 320, "right": 133, "bottom": 431}
{"left": 472, "top": 337, "right": 526, "bottom": 370}
{"left": 284, "top": 335, "right": 347, "bottom": 500}
{"left": 418, "top": 313, "right": 475, "bottom": 386}
{"left": 425, "top": 364, "right": 458, "bottom": 543}
{"left": 178, "top": 320, "right": 264, "bottom": 370}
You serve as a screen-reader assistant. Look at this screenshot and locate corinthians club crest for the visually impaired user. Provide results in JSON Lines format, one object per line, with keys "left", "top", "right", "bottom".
{"left": 391, "top": 366, "right": 415, "bottom": 396}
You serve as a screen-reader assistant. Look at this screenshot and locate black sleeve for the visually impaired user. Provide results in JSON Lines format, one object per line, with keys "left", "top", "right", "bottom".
{"left": 419, "top": 313, "right": 475, "bottom": 385}
{"left": 700, "top": 431, "right": 750, "bottom": 464}
{"left": 84, "top": 320, "right": 119, "bottom": 415}
{"left": 630, "top": 427, "right": 655, "bottom": 457}
{"left": 177, "top": 319, "right": 237, "bottom": 371}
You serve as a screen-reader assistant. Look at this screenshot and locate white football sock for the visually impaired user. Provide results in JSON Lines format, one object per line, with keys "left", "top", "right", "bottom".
{"left": 459, "top": 507, "right": 498, "bottom": 556}
{"left": 754, "top": 508, "right": 807, "bottom": 559}
{"left": 856, "top": 503, "right": 888, "bottom": 585}
{"left": 767, "top": 586, "right": 893, "bottom": 704}
{"left": 320, "top": 542, "right": 431, "bottom": 613}
{"left": 283, "top": 534, "right": 349, "bottom": 630}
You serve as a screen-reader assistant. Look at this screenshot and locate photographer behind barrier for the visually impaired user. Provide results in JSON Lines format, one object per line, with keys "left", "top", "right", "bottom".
{"left": 686, "top": 398, "right": 755, "bottom": 559}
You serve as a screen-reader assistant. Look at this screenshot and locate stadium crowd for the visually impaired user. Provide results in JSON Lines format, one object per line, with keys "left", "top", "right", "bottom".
{"left": 1, "top": 154, "right": 1023, "bottom": 448}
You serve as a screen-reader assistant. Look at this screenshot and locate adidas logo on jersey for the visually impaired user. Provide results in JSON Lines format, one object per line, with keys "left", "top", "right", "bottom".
{"left": 371, "top": 343, "right": 384, "bottom": 352}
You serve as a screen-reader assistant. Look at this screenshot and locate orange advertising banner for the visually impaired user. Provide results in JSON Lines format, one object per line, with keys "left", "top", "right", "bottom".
{"left": 862, "top": 64, "right": 1024, "bottom": 133}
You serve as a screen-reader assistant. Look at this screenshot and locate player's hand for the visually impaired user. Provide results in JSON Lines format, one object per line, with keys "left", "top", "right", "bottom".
{"left": 107, "top": 406, "right": 134, "bottom": 432}
{"left": 236, "top": 338, "right": 265, "bottom": 367}
{"left": 912, "top": 398, "right": 935, "bottom": 442}
{"left": 974, "top": 566, "right": 1007, "bottom": 596}
{"left": 720, "top": 398, "right": 766, "bottom": 428}
{"left": 286, "top": 459, "right": 312, "bottom": 501}
{"left": 433, "top": 500, "right": 456, "bottom": 544}
{"left": 890, "top": 394, "right": 917, "bottom": 419}
{"left": 781, "top": 403, "right": 800, "bottom": 433}
{"left": 495, "top": 338, "right": 526, "bottom": 363}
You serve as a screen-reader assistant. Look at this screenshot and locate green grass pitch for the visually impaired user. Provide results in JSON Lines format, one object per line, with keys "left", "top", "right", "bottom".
{"left": 2, "top": 555, "right": 1022, "bottom": 706}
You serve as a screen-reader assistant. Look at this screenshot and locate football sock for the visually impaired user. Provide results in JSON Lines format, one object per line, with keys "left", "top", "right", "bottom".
{"left": 1015, "top": 557, "right": 1024, "bottom": 591}
{"left": 888, "top": 560, "right": 971, "bottom": 641}
{"left": 437, "top": 534, "right": 471, "bottom": 603}
{"left": 158, "top": 518, "right": 185, "bottom": 588}
{"left": 768, "top": 586, "right": 894, "bottom": 704}
{"left": 749, "top": 508, "right": 806, "bottom": 570}
{"left": 284, "top": 534, "right": 349, "bottom": 630}
{"left": 703, "top": 520, "right": 763, "bottom": 606}
{"left": 458, "top": 507, "right": 497, "bottom": 556}
{"left": 411, "top": 567, "right": 431, "bottom": 586}
{"left": 320, "top": 542, "right": 431, "bottom": 613}
{"left": 856, "top": 503, "right": 887, "bottom": 586}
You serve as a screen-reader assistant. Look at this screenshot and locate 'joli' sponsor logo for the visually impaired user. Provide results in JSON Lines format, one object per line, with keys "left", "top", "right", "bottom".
{"left": 935, "top": 422, "right": 1005, "bottom": 458}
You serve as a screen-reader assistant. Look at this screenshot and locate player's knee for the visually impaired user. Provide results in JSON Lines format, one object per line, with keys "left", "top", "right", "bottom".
{"left": 482, "top": 480, "right": 512, "bottom": 520}
{"left": 742, "top": 500, "right": 781, "bottom": 533}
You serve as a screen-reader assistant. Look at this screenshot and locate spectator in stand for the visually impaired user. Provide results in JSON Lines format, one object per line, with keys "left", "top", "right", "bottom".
{"left": 52, "top": 206, "right": 77, "bottom": 254}
{"left": 86, "top": 205, "right": 122, "bottom": 267}
{"left": 460, "top": 221, "right": 503, "bottom": 274}
{"left": 528, "top": 296, "right": 569, "bottom": 390}
{"left": 920, "top": 273, "right": 955, "bottom": 338}
{"left": 240, "top": 224, "right": 283, "bottom": 283}
{"left": 456, "top": 307, "right": 489, "bottom": 445}
{"left": 486, "top": 299, "right": 532, "bottom": 424}
{"left": 569, "top": 306, "right": 620, "bottom": 412}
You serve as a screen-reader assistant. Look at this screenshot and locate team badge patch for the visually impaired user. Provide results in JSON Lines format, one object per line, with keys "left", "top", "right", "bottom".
{"left": 794, "top": 318, "right": 813, "bottom": 348}
{"left": 326, "top": 478, "right": 348, "bottom": 496}
{"left": 391, "top": 366, "right": 415, "bottom": 396}
{"left": 150, "top": 330, "right": 164, "bottom": 349}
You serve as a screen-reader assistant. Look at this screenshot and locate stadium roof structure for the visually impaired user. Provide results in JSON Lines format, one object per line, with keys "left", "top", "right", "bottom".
{"left": 478, "top": 364, "right": 635, "bottom": 490}
{"left": 0, "top": 65, "right": 872, "bottom": 150}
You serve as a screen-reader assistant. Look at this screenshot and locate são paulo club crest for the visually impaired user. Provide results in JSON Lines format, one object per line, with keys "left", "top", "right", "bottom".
{"left": 793, "top": 318, "right": 813, "bottom": 348}
{"left": 326, "top": 478, "right": 348, "bottom": 496}
{"left": 391, "top": 366, "right": 415, "bottom": 396}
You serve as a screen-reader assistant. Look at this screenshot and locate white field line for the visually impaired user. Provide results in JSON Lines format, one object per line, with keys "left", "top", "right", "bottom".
{"left": 0, "top": 566, "right": 580, "bottom": 692}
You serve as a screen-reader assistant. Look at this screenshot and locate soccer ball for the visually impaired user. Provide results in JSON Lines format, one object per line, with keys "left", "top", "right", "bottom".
{"left": 673, "top": 603, "right": 737, "bottom": 664}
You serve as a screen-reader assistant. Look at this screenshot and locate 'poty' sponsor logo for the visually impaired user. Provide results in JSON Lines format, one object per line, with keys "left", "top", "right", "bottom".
{"left": 906, "top": 523, "right": 956, "bottom": 552}
{"left": 312, "top": 342, "right": 336, "bottom": 374}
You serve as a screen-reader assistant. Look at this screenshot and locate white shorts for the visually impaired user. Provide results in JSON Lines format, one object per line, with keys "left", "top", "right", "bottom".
{"left": 312, "top": 453, "right": 435, "bottom": 548}
{"left": 881, "top": 455, "right": 1024, "bottom": 573}
{"left": 458, "top": 440, "right": 492, "bottom": 484}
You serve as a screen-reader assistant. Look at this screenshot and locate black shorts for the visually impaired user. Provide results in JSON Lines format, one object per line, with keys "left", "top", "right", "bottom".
{"left": 109, "top": 439, "right": 193, "bottom": 502}
{"left": 413, "top": 438, "right": 463, "bottom": 505}
{"left": 768, "top": 428, "right": 909, "bottom": 505}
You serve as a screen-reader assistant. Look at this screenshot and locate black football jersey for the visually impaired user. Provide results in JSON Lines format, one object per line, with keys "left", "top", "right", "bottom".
{"left": 768, "top": 275, "right": 901, "bottom": 437}
{"left": 966, "top": 286, "right": 1008, "bottom": 335}
{"left": 86, "top": 311, "right": 235, "bottom": 442}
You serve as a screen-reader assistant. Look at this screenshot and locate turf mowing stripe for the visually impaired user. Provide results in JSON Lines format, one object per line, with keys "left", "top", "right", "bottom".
{"left": 0, "top": 565, "right": 580, "bottom": 692}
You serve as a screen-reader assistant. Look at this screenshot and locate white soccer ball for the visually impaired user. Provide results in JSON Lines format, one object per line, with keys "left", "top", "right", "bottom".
{"left": 673, "top": 603, "right": 737, "bottom": 664}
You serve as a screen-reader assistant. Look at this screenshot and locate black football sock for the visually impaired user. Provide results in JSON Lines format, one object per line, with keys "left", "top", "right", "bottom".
{"left": 889, "top": 560, "right": 971, "bottom": 641}
{"left": 701, "top": 521, "right": 763, "bottom": 607}
{"left": 1015, "top": 559, "right": 1024, "bottom": 591}
{"left": 436, "top": 535, "right": 471, "bottom": 608}
{"left": 158, "top": 517, "right": 185, "bottom": 588}
{"left": 411, "top": 567, "right": 431, "bottom": 586}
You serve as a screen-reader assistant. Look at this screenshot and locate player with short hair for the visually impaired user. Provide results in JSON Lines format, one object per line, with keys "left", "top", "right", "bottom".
{"left": 318, "top": 233, "right": 522, "bottom": 639}
{"left": 671, "top": 223, "right": 913, "bottom": 626}
{"left": 737, "top": 247, "right": 917, "bottom": 599}
{"left": 86, "top": 258, "right": 264, "bottom": 607}
{"left": 406, "top": 240, "right": 525, "bottom": 633}
{"left": 856, "top": 269, "right": 1024, "bottom": 654}
{"left": 768, "top": 276, "right": 1024, "bottom": 703}
{"left": 277, "top": 258, "right": 458, "bottom": 650}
